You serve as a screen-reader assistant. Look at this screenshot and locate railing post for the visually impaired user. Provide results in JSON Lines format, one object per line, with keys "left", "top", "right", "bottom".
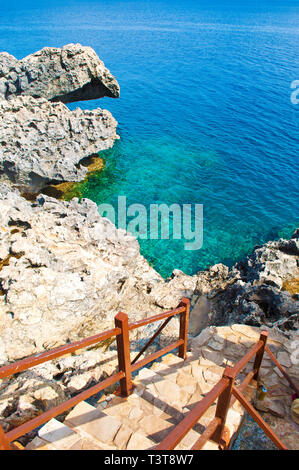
{"left": 178, "top": 297, "right": 190, "bottom": 360}
{"left": 210, "top": 367, "right": 235, "bottom": 449}
{"left": 0, "top": 424, "right": 11, "bottom": 450}
{"left": 253, "top": 331, "right": 268, "bottom": 381}
{"left": 115, "top": 312, "right": 133, "bottom": 397}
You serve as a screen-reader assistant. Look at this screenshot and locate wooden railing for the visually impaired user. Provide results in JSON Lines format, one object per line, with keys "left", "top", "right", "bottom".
{"left": 0, "top": 298, "right": 190, "bottom": 450}
{"left": 0, "top": 295, "right": 296, "bottom": 452}
{"left": 156, "top": 330, "right": 298, "bottom": 451}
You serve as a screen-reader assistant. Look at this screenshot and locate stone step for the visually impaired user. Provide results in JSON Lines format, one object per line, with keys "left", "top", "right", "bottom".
{"left": 25, "top": 349, "right": 251, "bottom": 451}
{"left": 26, "top": 417, "right": 103, "bottom": 450}
{"left": 64, "top": 400, "right": 155, "bottom": 450}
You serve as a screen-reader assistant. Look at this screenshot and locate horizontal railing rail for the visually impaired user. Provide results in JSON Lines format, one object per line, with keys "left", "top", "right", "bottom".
{"left": 0, "top": 298, "right": 190, "bottom": 450}
{"left": 6, "top": 372, "right": 125, "bottom": 443}
{"left": 0, "top": 328, "right": 122, "bottom": 380}
{"left": 128, "top": 306, "right": 186, "bottom": 331}
{"left": 155, "top": 377, "right": 229, "bottom": 450}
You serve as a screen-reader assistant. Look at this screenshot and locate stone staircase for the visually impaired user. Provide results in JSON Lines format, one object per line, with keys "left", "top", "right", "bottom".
{"left": 25, "top": 348, "right": 253, "bottom": 451}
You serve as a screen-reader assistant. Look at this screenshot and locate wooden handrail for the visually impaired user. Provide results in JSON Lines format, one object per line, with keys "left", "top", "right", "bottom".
{"left": 1, "top": 303, "right": 293, "bottom": 452}
{"left": 0, "top": 298, "right": 190, "bottom": 449}
{"left": 232, "top": 386, "right": 287, "bottom": 450}
{"left": 156, "top": 330, "right": 294, "bottom": 451}
{"left": 155, "top": 378, "right": 229, "bottom": 450}
{"left": 6, "top": 371, "right": 125, "bottom": 443}
{"left": 229, "top": 339, "right": 265, "bottom": 376}
{"left": 265, "top": 344, "right": 299, "bottom": 397}
{"left": 0, "top": 327, "right": 121, "bottom": 380}
{"left": 131, "top": 340, "right": 184, "bottom": 372}
{"left": 191, "top": 417, "right": 221, "bottom": 450}
{"left": 131, "top": 316, "right": 172, "bottom": 365}
{"left": 128, "top": 306, "right": 186, "bottom": 331}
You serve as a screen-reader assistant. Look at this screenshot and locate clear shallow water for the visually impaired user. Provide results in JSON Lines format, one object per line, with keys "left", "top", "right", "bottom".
{"left": 1, "top": 0, "right": 298, "bottom": 277}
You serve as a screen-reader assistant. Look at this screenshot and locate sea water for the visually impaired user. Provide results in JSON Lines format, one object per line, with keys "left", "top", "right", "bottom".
{"left": 1, "top": 0, "right": 298, "bottom": 277}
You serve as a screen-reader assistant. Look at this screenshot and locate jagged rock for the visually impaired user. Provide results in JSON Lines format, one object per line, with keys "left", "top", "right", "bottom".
{"left": 238, "top": 235, "right": 299, "bottom": 288}
{"left": 0, "top": 44, "right": 119, "bottom": 103}
{"left": 208, "top": 281, "right": 298, "bottom": 329}
{"left": 195, "top": 263, "right": 239, "bottom": 297}
{"left": 0, "top": 187, "right": 195, "bottom": 361}
{"left": 150, "top": 269, "right": 197, "bottom": 309}
{"left": 0, "top": 52, "right": 18, "bottom": 78}
{"left": 0, "top": 370, "right": 68, "bottom": 432}
{"left": 0, "top": 96, "right": 118, "bottom": 192}
{"left": 199, "top": 232, "right": 299, "bottom": 330}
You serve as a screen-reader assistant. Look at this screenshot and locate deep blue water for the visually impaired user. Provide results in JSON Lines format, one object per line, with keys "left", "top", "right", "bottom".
{"left": 1, "top": 0, "right": 298, "bottom": 277}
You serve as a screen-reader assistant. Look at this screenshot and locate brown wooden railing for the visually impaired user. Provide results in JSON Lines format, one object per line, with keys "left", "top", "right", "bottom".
{"left": 155, "top": 330, "right": 298, "bottom": 451}
{"left": 0, "top": 296, "right": 296, "bottom": 452}
{"left": 0, "top": 298, "right": 190, "bottom": 450}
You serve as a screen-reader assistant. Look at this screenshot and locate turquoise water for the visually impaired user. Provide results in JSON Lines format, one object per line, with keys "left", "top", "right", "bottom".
{"left": 1, "top": 1, "right": 298, "bottom": 277}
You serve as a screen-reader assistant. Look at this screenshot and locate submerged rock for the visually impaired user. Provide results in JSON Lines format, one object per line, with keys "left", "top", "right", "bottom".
{"left": 0, "top": 96, "right": 118, "bottom": 193}
{"left": 0, "top": 43, "right": 120, "bottom": 103}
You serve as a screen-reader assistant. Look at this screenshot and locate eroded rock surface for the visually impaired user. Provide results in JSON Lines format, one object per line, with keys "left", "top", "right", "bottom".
{"left": 191, "top": 234, "right": 299, "bottom": 331}
{"left": 0, "top": 44, "right": 120, "bottom": 102}
{"left": 0, "top": 186, "right": 196, "bottom": 362}
{"left": 0, "top": 52, "right": 18, "bottom": 78}
{"left": 0, "top": 96, "right": 118, "bottom": 192}
{"left": 0, "top": 184, "right": 297, "bottom": 363}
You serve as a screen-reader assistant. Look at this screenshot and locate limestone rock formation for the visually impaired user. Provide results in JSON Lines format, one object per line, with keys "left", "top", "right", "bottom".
{"left": 0, "top": 186, "right": 195, "bottom": 362}
{"left": 0, "top": 96, "right": 118, "bottom": 193}
{"left": 192, "top": 234, "right": 299, "bottom": 331}
{"left": 0, "top": 44, "right": 120, "bottom": 102}
{"left": 0, "top": 52, "right": 18, "bottom": 78}
{"left": 0, "top": 184, "right": 297, "bottom": 362}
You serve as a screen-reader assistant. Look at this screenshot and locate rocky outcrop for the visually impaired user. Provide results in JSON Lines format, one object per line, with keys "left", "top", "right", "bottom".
{"left": 0, "top": 44, "right": 120, "bottom": 193}
{"left": 0, "top": 185, "right": 196, "bottom": 362}
{"left": 195, "top": 235, "right": 299, "bottom": 330}
{"left": 0, "top": 96, "right": 118, "bottom": 193}
{"left": 0, "top": 184, "right": 298, "bottom": 362}
{"left": 0, "top": 52, "right": 18, "bottom": 78}
{"left": 0, "top": 44, "right": 120, "bottom": 103}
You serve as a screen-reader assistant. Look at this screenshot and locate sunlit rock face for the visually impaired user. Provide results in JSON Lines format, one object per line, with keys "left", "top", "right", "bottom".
{"left": 0, "top": 96, "right": 118, "bottom": 193}
{"left": 0, "top": 44, "right": 120, "bottom": 102}
{"left": 0, "top": 44, "right": 120, "bottom": 193}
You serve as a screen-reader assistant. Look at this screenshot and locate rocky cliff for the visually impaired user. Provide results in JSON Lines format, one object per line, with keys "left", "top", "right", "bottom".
{"left": 0, "top": 43, "right": 297, "bottom": 443}
{"left": 0, "top": 96, "right": 118, "bottom": 193}
{"left": 0, "top": 183, "right": 297, "bottom": 365}
{"left": 0, "top": 44, "right": 120, "bottom": 102}
{"left": 0, "top": 44, "right": 120, "bottom": 193}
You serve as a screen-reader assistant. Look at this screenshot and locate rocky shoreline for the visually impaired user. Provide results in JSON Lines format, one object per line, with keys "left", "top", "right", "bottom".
{"left": 0, "top": 44, "right": 119, "bottom": 194}
{"left": 0, "top": 44, "right": 298, "bottom": 443}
